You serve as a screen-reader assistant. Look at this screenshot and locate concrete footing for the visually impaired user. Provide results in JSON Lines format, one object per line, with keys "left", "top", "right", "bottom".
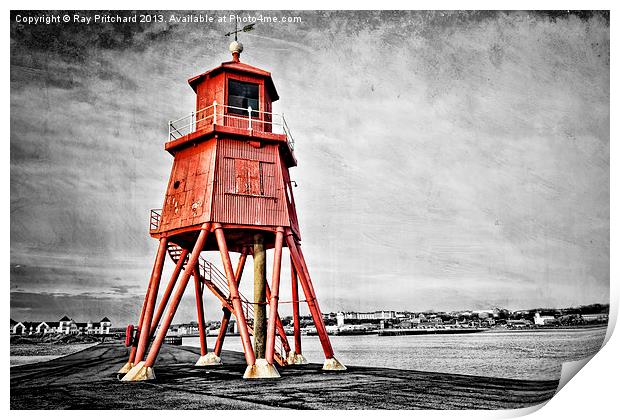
{"left": 286, "top": 352, "right": 308, "bottom": 365}
{"left": 120, "top": 361, "right": 156, "bottom": 382}
{"left": 243, "top": 358, "right": 281, "bottom": 379}
{"left": 323, "top": 357, "right": 347, "bottom": 371}
{"left": 117, "top": 361, "right": 134, "bottom": 374}
{"left": 195, "top": 352, "right": 222, "bottom": 366}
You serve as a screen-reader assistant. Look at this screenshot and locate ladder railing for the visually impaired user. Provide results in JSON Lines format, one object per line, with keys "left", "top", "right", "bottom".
{"left": 149, "top": 209, "right": 161, "bottom": 232}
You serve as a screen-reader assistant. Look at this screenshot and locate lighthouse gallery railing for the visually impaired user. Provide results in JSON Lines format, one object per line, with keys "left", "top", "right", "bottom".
{"left": 168, "top": 102, "right": 295, "bottom": 151}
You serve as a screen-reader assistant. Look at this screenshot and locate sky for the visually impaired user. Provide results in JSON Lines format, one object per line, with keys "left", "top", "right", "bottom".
{"left": 10, "top": 10, "right": 609, "bottom": 326}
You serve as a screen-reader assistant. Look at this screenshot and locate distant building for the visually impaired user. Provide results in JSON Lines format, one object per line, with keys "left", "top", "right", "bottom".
{"left": 339, "top": 311, "right": 396, "bottom": 322}
{"left": 94, "top": 317, "right": 112, "bottom": 334}
{"left": 58, "top": 316, "right": 78, "bottom": 334}
{"left": 481, "top": 317, "right": 496, "bottom": 327}
{"left": 10, "top": 316, "right": 112, "bottom": 335}
{"left": 79, "top": 318, "right": 112, "bottom": 335}
{"left": 534, "top": 313, "right": 557, "bottom": 326}
{"left": 581, "top": 314, "right": 608, "bottom": 323}
{"left": 325, "top": 324, "right": 340, "bottom": 334}
{"left": 20, "top": 322, "right": 43, "bottom": 335}
{"left": 10, "top": 319, "right": 23, "bottom": 334}
{"left": 374, "top": 310, "right": 396, "bottom": 320}
{"left": 336, "top": 312, "right": 345, "bottom": 327}
{"left": 11, "top": 321, "right": 25, "bottom": 334}
{"left": 177, "top": 322, "right": 200, "bottom": 336}
{"left": 421, "top": 315, "right": 443, "bottom": 326}
{"left": 323, "top": 312, "right": 337, "bottom": 321}
{"left": 35, "top": 322, "right": 52, "bottom": 334}
{"left": 44, "top": 322, "right": 60, "bottom": 332}
{"left": 357, "top": 313, "right": 375, "bottom": 320}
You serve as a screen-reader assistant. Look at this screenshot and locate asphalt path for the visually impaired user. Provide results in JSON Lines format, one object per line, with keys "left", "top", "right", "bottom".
{"left": 10, "top": 342, "right": 559, "bottom": 409}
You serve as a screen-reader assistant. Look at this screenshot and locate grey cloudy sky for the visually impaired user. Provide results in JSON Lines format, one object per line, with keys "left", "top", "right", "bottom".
{"left": 10, "top": 11, "right": 609, "bottom": 325}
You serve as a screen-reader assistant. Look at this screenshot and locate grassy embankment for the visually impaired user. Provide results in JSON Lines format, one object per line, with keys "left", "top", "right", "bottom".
{"left": 10, "top": 334, "right": 108, "bottom": 366}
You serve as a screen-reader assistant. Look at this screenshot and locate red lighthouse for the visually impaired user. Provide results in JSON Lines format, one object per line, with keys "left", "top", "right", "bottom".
{"left": 119, "top": 40, "right": 346, "bottom": 381}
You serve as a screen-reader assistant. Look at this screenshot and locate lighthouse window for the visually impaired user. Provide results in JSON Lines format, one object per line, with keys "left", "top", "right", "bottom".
{"left": 228, "top": 79, "right": 259, "bottom": 117}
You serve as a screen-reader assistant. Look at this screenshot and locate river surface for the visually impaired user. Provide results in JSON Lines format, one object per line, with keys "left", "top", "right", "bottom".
{"left": 184, "top": 326, "right": 607, "bottom": 380}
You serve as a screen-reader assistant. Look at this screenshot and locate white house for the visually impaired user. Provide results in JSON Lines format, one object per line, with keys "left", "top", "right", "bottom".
{"left": 10, "top": 320, "right": 25, "bottom": 335}
{"left": 89, "top": 317, "right": 112, "bottom": 334}
{"left": 35, "top": 322, "right": 50, "bottom": 334}
{"left": 177, "top": 322, "right": 200, "bottom": 335}
{"left": 21, "top": 322, "right": 42, "bottom": 335}
{"left": 336, "top": 312, "right": 345, "bottom": 327}
{"left": 534, "top": 313, "right": 556, "bottom": 326}
{"left": 58, "top": 316, "right": 78, "bottom": 334}
{"left": 10, "top": 316, "right": 112, "bottom": 335}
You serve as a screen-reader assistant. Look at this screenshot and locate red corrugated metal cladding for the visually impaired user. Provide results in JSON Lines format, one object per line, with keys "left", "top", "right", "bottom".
{"left": 212, "top": 139, "right": 290, "bottom": 227}
{"left": 159, "top": 139, "right": 216, "bottom": 231}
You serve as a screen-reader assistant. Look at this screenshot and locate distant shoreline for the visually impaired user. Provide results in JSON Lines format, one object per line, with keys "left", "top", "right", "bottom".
{"left": 483, "top": 325, "right": 609, "bottom": 333}
{"left": 177, "top": 324, "right": 609, "bottom": 340}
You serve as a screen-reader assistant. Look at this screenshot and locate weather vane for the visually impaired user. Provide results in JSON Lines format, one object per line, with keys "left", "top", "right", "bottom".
{"left": 224, "top": 19, "right": 255, "bottom": 62}
{"left": 224, "top": 20, "right": 255, "bottom": 41}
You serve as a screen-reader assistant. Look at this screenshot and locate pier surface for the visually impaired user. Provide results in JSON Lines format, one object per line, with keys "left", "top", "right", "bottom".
{"left": 10, "top": 342, "right": 558, "bottom": 410}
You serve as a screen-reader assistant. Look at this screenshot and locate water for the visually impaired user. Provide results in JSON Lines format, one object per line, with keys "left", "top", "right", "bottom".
{"left": 183, "top": 327, "right": 607, "bottom": 380}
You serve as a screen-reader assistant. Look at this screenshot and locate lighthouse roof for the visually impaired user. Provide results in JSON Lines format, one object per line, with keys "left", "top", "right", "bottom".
{"left": 188, "top": 60, "right": 279, "bottom": 101}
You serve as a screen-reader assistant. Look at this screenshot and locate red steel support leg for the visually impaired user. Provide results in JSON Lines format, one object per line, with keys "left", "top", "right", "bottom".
{"left": 193, "top": 265, "right": 208, "bottom": 358}
{"left": 213, "top": 224, "right": 257, "bottom": 373}
{"left": 149, "top": 248, "right": 189, "bottom": 339}
{"left": 265, "top": 227, "right": 284, "bottom": 366}
{"left": 121, "top": 224, "right": 210, "bottom": 381}
{"left": 134, "top": 237, "right": 168, "bottom": 364}
{"left": 213, "top": 251, "right": 247, "bottom": 359}
{"left": 120, "top": 238, "right": 170, "bottom": 373}
{"left": 285, "top": 234, "right": 331, "bottom": 356}
{"left": 285, "top": 232, "right": 346, "bottom": 370}
{"left": 287, "top": 259, "right": 307, "bottom": 365}
{"left": 120, "top": 279, "right": 150, "bottom": 373}
{"left": 292, "top": 262, "right": 302, "bottom": 354}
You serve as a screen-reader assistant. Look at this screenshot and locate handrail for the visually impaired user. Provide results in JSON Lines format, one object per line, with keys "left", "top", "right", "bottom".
{"left": 167, "top": 101, "right": 295, "bottom": 151}
{"left": 149, "top": 209, "right": 162, "bottom": 231}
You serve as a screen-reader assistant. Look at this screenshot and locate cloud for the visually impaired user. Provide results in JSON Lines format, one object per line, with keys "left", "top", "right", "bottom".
{"left": 10, "top": 11, "right": 609, "bottom": 324}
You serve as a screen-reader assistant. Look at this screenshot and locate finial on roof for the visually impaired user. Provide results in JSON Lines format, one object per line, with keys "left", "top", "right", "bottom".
{"left": 229, "top": 40, "right": 243, "bottom": 62}
{"left": 224, "top": 22, "right": 255, "bottom": 63}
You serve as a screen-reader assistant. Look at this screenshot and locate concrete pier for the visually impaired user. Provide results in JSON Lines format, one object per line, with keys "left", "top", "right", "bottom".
{"left": 10, "top": 342, "right": 558, "bottom": 409}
